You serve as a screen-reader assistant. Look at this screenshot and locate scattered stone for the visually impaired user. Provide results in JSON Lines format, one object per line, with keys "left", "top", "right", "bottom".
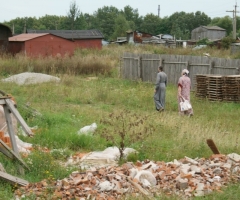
{"left": 14, "top": 153, "right": 240, "bottom": 199}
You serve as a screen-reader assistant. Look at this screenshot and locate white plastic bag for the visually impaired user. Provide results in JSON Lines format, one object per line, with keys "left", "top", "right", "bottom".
{"left": 78, "top": 123, "right": 97, "bottom": 135}
{"left": 180, "top": 97, "right": 192, "bottom": 111}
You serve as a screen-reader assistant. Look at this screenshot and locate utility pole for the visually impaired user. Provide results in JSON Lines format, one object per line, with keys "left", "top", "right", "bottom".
{"left": 234, "top": 3, "right": 239, "bottom": 39}
{"left": 23, "top": 17, "right": 27, "bottom": 33}
{"left": 227, "top": 3, "right": 239, "bottom": 39}
{"left": 158, "top": 5, "right": 160, "bottom": 18}
{"left": 12, "top": 23, "right": 15, "bottom": 35}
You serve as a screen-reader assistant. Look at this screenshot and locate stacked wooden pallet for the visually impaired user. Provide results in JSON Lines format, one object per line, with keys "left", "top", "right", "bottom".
{"left": 222, "top": 75, "right": 240, "bottom": 102}
{"left": 206, "top": 75, "right": 224, "bottom": 101}
{"left": 195, "top": 74, "right": 240, "bottom": 102}
{"left": 195, "top": 74, "right": 208, "bottom": 98}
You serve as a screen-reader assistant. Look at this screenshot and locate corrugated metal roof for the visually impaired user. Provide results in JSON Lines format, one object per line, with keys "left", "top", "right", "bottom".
{"left": 27, "top": 29, "right": 104, "bottom": 39}
{"left": 9, "top": 33, "right": 49, "bottom": 41}
{"left": 202, "top": 26, "right": 226, "bottom": 31}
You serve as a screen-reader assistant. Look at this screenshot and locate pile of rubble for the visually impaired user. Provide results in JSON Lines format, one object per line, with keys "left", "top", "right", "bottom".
{"left": 15, "top": 153, "right": 240, "bottom": 199}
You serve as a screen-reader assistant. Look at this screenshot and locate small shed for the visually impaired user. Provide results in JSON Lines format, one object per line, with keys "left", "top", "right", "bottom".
{"left": 156, "top": 34, "right": 174, "bottom": 40}
{"left": 27, "top": 29, "right": 104, "bottom": 50}
{"left": 126, "top": 30, "right": 153, "bottom": 43}
{"left": 0, "top": 23, "right": 12, "bottom": 52}
{"left": 8, "top": 33, "right": 75, "bottom": 57}
{"left": 191, "top": 26, "right": 226, "bottom": 41}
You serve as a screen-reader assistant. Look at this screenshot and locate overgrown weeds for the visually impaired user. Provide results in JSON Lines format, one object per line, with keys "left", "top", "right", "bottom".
{"left": 98, "top": 110, "right": 155, "bottom": 161}
{"left": 0, "top": 44, "right": 235, "bottom": 78}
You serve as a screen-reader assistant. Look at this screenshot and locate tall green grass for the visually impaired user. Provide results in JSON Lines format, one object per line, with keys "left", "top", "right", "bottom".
{"left": 0, "top": 44, "right": 235, "bottom": 77}
{"left": 0, "top": 45, "right": 239, "bottom": 199}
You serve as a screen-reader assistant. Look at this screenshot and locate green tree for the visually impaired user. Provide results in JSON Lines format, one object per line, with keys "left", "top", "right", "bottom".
{"left": 210, "top": 16, "right": 232, "bottom": 35}
{"left": 83, "top": 13, "right": 95, "bottom": 29}
{"left": 168, "top": 12, "right": 190, "bottom": 39}
{"left": 141, "top": 14, "right": 161, "bottom": 35}
{"left": 66, "top": 0, "right": 81, "bottom": 30}
{"left": 111, "top": 14, "right": 130, "bottom": 40}
{"left": 4, "top": 17, "right": 34, "bottom": 34}
{"left": 157, "top": 17, "right": 171, "bottom": 35}
{"left": 167, "top": 11, "right": 211, "bottom": 40}
{"left": 92, "top": 6, "right": 120, "bottom": 40}
{"left": 236, "top": 16, "right": 240, "bottom": 33}
{"left": 121, "top": 5, "right": 143, "bottom": 31}
{"left": 37, "top": 15, "right": 63, "bottom": 30}
{"left": 4, "top": 18, "right": 23, "bottom": 34}
{"left": 74, "top": 13, "right": 88, "bottom": 30}
{"left": 171, "top": 25, "right": 184, "bottom": 39}
{"left": 192, "top": 11, "right": 211, "bottom": 29}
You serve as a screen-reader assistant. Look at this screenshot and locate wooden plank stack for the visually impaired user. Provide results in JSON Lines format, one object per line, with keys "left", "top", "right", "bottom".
{"left": 195, "top": 74, "right": 240, "bottom": 102}
{"left": 222, "top": 75, "right": 240, "bottom": 102}
{"left": 206, "top": 75, "right": 224, "bottom": 101}
{"left": 195, "top": 74, "right": 208, "bottom": 98}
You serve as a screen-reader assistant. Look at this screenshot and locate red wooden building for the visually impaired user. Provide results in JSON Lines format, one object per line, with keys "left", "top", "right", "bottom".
{"left": 27, "top": 29, "right": 104, "bottom": 50}
{"left": 8, "top": 33, "right": 75, "bottom": 57}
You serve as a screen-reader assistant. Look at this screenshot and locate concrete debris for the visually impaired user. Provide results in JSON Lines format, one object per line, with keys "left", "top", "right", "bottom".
{"left": 2, "top": 72, "right": 60, "bottom": 85}
{"left": 78, "top": 147, "right": 137, "bottom": 170}
{"left": 14, "top": 153, "right": 240, "bottom": 199}
{"left": 14, "top": 135, "right": 32, "bottom": 154}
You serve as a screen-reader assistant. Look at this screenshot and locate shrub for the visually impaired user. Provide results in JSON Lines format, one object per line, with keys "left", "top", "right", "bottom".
{"left": 221, "top": 36, "right": 235, "bottom": 49}
{"left": 98, "top": 110, "right": 155, "bottom": 161}
{"left": 196, "top": 38, "right": 213, "bottom": 46}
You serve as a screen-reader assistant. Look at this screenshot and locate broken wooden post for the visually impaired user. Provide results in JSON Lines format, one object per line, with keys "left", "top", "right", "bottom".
{"left": 206, "top": 139, "right": 220, "bottom": 154}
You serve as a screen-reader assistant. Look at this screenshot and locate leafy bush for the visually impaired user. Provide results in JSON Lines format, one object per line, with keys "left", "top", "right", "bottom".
{"left": 221, "top": 36, "right": 235, "bottom": 49}
{"left": 196, "top": 38, "right": 213, "bottom": 46}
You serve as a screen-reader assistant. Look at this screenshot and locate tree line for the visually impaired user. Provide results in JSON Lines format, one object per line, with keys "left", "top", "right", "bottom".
{"left": 2, "top": 1, "right": 240, "bottom": 41}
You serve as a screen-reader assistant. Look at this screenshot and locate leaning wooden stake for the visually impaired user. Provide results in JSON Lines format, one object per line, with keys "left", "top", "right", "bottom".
{"left": 206, "top": 139, "right": 220, "bottom": 154}
{"left": 0, "top": 139, "right": 29, "bottom": 170}
{"left": 0, "top": 171, "right": 28, "bottom": 186}
{"left": 4, "top": 98, "right": 33, "bottom": 137}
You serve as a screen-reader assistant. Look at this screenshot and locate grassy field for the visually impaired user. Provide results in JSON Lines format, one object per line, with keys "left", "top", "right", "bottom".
{"left": 0, "top": 45, "right": 240, "bottom": 199}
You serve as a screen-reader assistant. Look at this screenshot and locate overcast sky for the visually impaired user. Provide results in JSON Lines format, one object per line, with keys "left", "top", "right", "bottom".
{"left": 0, "top": 0, "right": 238, "bottom": 22}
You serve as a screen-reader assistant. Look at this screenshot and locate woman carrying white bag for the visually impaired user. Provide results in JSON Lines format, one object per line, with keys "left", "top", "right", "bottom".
{"left": 177, "top": 69, "right": 193, "bottom": 116}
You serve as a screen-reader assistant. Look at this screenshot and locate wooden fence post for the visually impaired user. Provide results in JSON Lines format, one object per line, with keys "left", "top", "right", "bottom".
{"left": 119, "top": 56, "right": 122, "bottom": 78}
{"left": 236, "top": 67, "right": 240, "bottom": 75}
{"left": 138, "top": 56, "right": 143, "bottom": 80}
{"left": 161, "top": 59, "right": 164, "bottom": 69}
{"left": 209, "top": 61, "right": 214, "bottom": 74}
{"left": 186, "top": 61, "right": 190, "bottom": 71}
{"left": 159, "top": 58, "right": 163, "bottom": 67}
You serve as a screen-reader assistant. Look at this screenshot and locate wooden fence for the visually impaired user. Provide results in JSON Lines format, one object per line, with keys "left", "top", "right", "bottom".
{"left": 121, "top": 52, "right": 240, "bottom": 90}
